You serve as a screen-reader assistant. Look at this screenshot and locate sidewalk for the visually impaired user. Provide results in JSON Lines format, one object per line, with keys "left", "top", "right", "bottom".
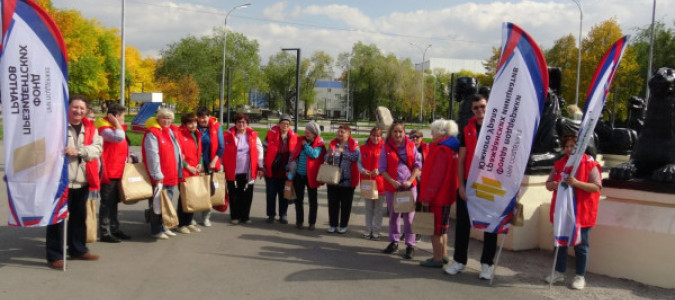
{"left": 0, "top": 144, "right": 671, "bottom": 299}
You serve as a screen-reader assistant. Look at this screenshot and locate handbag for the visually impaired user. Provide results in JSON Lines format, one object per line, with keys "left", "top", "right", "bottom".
{"left": 210, "top": 172, "right": 226, "bottom": 206}
{"left": 119, "top": 163, "right": 153, "bottom": 204}
{"left": 360, "top": 179, "right": 378, "bottom": 199}
{"left": 85, "top": 199, "right": 97, "bottom": 243}
{"left": 510, "top": 201, "right": 524, "bottom": 227}
{"left": 160, "top": 190, "right": 178, "bottom": 229}
{"left": 393, "top": 190, "right": 415, "bottom": 213}
{"left": 283, "top": 180, "right": 296, "bottom": 200}
{"left": 179, "top": 175, "right": 212, "bottom": 213}
{"left": 412, "top": 211, "right": 435, "bottom": 235}
{"left": 317, "top": 155, "right": 341, "bottom": 185}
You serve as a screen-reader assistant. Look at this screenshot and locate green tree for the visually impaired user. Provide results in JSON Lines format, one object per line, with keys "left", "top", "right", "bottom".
{"left": 545, "top": 34, "right": 578, "bottom": 104}
{"left": 632, "top": 21, "right": 675, "bottom": 98}
{"left": 302, "top": 51, "right": 334, "bottom": 118}
{"left": 263, "top": 51, "right": 296, "bottom": 113}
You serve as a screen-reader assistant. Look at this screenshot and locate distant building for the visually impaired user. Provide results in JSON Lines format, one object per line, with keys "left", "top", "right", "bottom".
{"left": 414, "top": 57, "right": 486, "bottom": 74}
{"left": 312, "top": 80, "right": 347, "bottom": 119}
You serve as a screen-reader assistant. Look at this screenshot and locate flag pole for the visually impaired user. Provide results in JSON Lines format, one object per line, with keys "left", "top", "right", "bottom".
{"left": 549, "top": 247, "right": 559, "bottom": 289}
{"left": 63, "top": 218, "right": 68, "bottom": 271}
{"left": 489, "top": 226, "right": 508, "bottom": 286}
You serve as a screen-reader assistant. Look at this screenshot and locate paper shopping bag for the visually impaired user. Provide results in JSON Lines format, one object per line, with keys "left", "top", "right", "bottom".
{"left": 283, "top": 180, "right": 296, "bottom": 200}
{"left": 510, "top": 201, "right": 524, "bottom": 227}
{"left": 119, "top": 163, "right": 153, "bottom": 204}
{"left": 412, "top": 212, "right": 435, "bottom": 235}
{"left": 360, "top": 179, "right": 378, "bottom": 199}
{"left": 85, "top": 199, "right": 98, "bottom": 243}
{"left": 161, "top": 190, "right": 179, "bottom": 229}
{"left": 179, "top": 175, "right": 212, "bottom": 213}
{"left": 393, "top": 190, "right": 415, "bottom": 213}
{"left": 210, "top": 172, "right": 226, "bottom": 206}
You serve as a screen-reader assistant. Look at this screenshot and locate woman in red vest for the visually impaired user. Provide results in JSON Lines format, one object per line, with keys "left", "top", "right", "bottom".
{"left": 324, "top": 124, "right": 360, "bottom": 234}
{"left": 358, "top": 127, "right": 385, "bottom": 240}
{"left": 263, "top": 114, "right": 297, "bottom": 224}
{"left": 173, "top": 113, "right": 204, "bottom": 234}
{"left": 196, "top": 107, "right": 225, "bottom": 227}
{"left": 142, "top": 108, "right": 183, "bottom": 240}
{"left": 223, "top": 113, "right": 264, "bottom": 225}
{"left": 418, "top": 119, "right": 460, "bottom": 268}
{"left": 288, "top": 121, "right": 326, "bottom": 230}
{"left": 545, "top": 135, "right": 602, "bottom": 290}
{"left": 379, "top": 121, "right": 422, "bottom": 259}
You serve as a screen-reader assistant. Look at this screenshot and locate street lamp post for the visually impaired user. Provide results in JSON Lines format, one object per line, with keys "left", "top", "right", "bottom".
{"left": 282, "top": 48, "right": 301, "bottom": 132}
{"left": 219, "top": 2, "right": 251, "bottom": 124}
{"left": 570, "top": 0, "right": 583, "bottom": 107}
{"left": 410, "top": 43, "right": 431, "bottom": 125}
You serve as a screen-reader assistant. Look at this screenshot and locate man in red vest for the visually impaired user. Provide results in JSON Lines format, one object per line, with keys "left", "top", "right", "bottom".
{"left": 95, "top": 103, "right": 131, "bottom": 243}
{"left": 445, "top": 94, "right": 498, "bottom": 280}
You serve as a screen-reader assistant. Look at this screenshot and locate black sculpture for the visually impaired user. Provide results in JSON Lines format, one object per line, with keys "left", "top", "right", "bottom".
{"left": 594, "top": 97, "right": 643, "bottom": 155}
{"left": 610, "top": 67, "right": 675, "bottom": 183}
{"left": 455, "top": 76, "right": 478, "bottom": 132}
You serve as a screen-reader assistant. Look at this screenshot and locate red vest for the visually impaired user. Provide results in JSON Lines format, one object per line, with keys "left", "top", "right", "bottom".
{"left": 290, "top": 137, "right": 326, "bottom": 189}
{"left": 418, "top": 141, "right": 429, "bottom": 162}
{"left": 174, "top": 126, "right": 202, "bottom": 179}
{"left": 264, "top": 125, "right": 298, "bottom": 178}
{"left": 462, "top": 117, "right": 479, "bottom": 179}
{"left": 359, "top": 139, "right": 385, "bottom": 193}
{"left": 549, "top": 154, "right": 602, "bottom": 228}
{"left": 328, "top": 137, "right": 360, "bottom": 188}
{"left": 223, "top": 127, "right": 259, "bottom": 181}
{"left": 419, "top": 137, "right": 458, "bottom": 206}
{"left": 142, "top": 118, "right": 179, "bottom": 186}
{"left": 383, "top": 138, "right": 418, "bottom": 192}
{"left": 205, "top": 117, "right": 222, "bottom": 172}
{"left": 82, "top": 118, "right": 100, "bottom": 191}
{"left": 95, "top": 118, "right": 129, "bottom": 183}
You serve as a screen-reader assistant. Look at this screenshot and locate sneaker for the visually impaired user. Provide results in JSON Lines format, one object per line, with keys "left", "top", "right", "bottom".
{"left": 187, "top": 225, "right": 201, "bottom": 232}
{"left": 571, "top": 275, "right": 585, "bottom": 290}
{"left": 153, "top": 232, "right": 169, "bottom": 240}
{"left": 308, "top": 224, "right": 315, "bottom": 231}
{"left": 403, "top": 246, "right": 415, "bottom": 259}
{"left": 243, "top": 220, "right": 252, "bottom": 224}
{"left": 278, "top": 217, "right": 288, "bottom": 224}
{"left": 296, "top": 223, "right": 304, "bottom": 230}
{"left": 337, "top": 227, "right": 348, "bottom": 234}
{"left": 545, "top": 271, "right": 565, "bottom": 284}
{"left": 190, "top": 219, "right": 198, "bottom": 226}
{"left": 371, "top": 233, "right": 381, "bottom": 240}
{"left": 231, "top": 219, "right": 240, "bottom": 225}
{"left": 382, "top": 242, "right": 399, "bottom": 254}
{"left": 202, "top": 218, "right": 212, "bottom": 227}
{"left": 163, "top": 229, "right": 176, "bottom": 236}
{"left": 177, "top": 226, "right": 191, "bottom": 234}
{"left": 266, "top": 217, "right": 274, "bottom": 224}
{"left": 327, "top": 226, "right": 336, "bottom": 233}
{"left": 479, "top": 263, "right": 494, "bottom": 280}
{"left": 420, "top": 258, "right": 444, "bottom": 268}
{"left": 362, "top": 232, "right": 372, "bottom": 239}
{"left": 444, "top": 261, "right": 466, "bottom": 275}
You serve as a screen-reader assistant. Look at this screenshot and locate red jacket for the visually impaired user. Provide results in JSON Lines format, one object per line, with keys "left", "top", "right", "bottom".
{"left": 418, "top": 141, "right": 429, "bottom": 163}
{"left": 549, "top": 154, "right": 602, "bottom": 228}
{"left": 95, "top": 118, "right": 129, "bottom": 183}
{"left": 383, "top": 138, "right": 418, "bottom": 192}
{"left": 328, "top": 137, "right": 360, "bottom": 188}
{"left": 223, "top": 127, "right": 259, "bottom": 181}
{"left": 82, "top": 117, "right": 101, "bottom": 191}
{"left": 142, "top": 118, "right": 179, "bottom": 186}
{"left": 419, "top": 137, "right": 458, "bottom": 206}
{"left": 264, "top": 125, "right": 297, "bottom": 178}
{"left": 204, "top": 117, "right": 222, "bottom": 172}
{"left": 359, "top": 139, "right": 385, "bottom": 193}
{"left": 290, "top": 137, "right": 326, "bottom": 189}
{"left": 174, "top": 126, "right": 202, "bottom": 179}
{"left": 462, "top": 117, "right": 479, "bottom": 180}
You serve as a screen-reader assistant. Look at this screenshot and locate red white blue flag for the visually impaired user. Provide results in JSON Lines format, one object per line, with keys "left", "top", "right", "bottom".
{"left": 466, "top": 23, "right": 548, "bottom": 234}
{"left": 1, "top": 0, "right": 69, "bottom": 227}
{"left": 553, "top": 35, "right": 629, "bottom": 246}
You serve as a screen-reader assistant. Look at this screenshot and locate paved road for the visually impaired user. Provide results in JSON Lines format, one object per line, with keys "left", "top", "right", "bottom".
{"left": 0, "top": 144, "right": 671, "bottom": 300}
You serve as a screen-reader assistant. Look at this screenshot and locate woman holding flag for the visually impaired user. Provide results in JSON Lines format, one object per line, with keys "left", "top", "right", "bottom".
{"left": 545, "top": 135, "right": 602, "bottom": 290}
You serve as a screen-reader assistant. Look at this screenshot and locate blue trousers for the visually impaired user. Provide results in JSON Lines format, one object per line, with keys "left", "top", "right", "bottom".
{"left": 555, "top": 227, "right": 591, "bottom": 276}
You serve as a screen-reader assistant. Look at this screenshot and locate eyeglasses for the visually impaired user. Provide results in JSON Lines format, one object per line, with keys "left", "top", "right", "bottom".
{"left": 472, "top": 105, "right": 487, "bottom": 111}
{"left": 412, "top": 136, "right": 421, "bottom": 139}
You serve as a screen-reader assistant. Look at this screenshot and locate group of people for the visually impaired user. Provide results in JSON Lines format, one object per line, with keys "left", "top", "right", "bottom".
{"left": 48, "top": 94, "right": 602, "bottom": 291}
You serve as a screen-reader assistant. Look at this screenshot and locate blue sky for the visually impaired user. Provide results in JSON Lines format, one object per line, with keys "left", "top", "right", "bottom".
{"left": 51, "top": 0, "right": 672, "bottom": 68}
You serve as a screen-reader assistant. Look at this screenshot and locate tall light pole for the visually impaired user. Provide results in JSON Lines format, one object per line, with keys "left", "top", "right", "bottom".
{"left": 646, "top": 0, "right": 656, "bottom": 101}
{"left": 282, "top": 48, "right": 301, "bottom": 132}
{"left": 344, "top": 54, "right": 352, "bottom": 121}
{"left": 570, "top": 0, "right": 583, "bottom": 107}
{"left": 410, "top": 42, "right": 431, "bottom": 125}
{"left": 120, "top": 0, "right": 126, "bottom": 106}
{"left": 219, "top": 2, "right": 251, "bottom": 124}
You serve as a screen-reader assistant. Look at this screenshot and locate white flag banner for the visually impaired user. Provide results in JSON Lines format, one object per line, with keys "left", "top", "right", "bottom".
{"left": 466, "top": 23, "right": 548, "bottom": 234}
{"left": 1, "top": 0, "right": 69, "bottom": 226}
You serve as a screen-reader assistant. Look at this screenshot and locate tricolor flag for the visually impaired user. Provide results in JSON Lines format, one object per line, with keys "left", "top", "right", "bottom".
{"left": 1, "top": 0, "right": 69, "bottom": 227}
{"left": 553, "top": 35, "right": 629, "bottom": 246}
{"left": 466, "top": 23, "right": 548, "bottom": 234}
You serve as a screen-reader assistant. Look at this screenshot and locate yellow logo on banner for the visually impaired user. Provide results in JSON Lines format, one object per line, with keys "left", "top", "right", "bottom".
{"left": 470, "top": 176, "right": 506, "bottom": 202}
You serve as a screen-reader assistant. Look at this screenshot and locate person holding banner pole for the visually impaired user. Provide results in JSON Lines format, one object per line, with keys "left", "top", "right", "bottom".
{"left": 418, "top": 119, "right": 459, "bottom": 268}
{"left": 46, "top": 96, "right": 103, "bottom": 269}
{"left": 545, "top": 135, "right": 602, "bottom": 290}
{"left": 379, "top": 121, "right": 422, "bottom": 259}
{"left": 445, "top": 94, "right": 498, "bottom": 280}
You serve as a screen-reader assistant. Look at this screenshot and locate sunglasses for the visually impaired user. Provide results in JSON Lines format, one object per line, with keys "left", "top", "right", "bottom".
{"left": 472, "top": 105, "right": 487, "bottom": 110}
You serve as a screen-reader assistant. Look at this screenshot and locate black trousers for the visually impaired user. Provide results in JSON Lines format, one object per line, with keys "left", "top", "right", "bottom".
{"left": 99, "top": 180, "right": 121, "bottom": 237}
{"left": 326, "top": 185, "right": 355, "bottom": 228}
{"left": 46, "top": 186, "right": 89, "bottom": 262}
{"left": 176, "top": 196, "right": 195, "bottom": 227}
{"left": 454, "top": 192, "right": 498, "bottom": 265}
{"left": 227, "top": 173, "right": 254, "bottom": 222}
{"left": 293, "top": 174, "right": 318, "bottom": 225}
{"left": 265, "top": 177, "right": 288, "bottom": 218}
